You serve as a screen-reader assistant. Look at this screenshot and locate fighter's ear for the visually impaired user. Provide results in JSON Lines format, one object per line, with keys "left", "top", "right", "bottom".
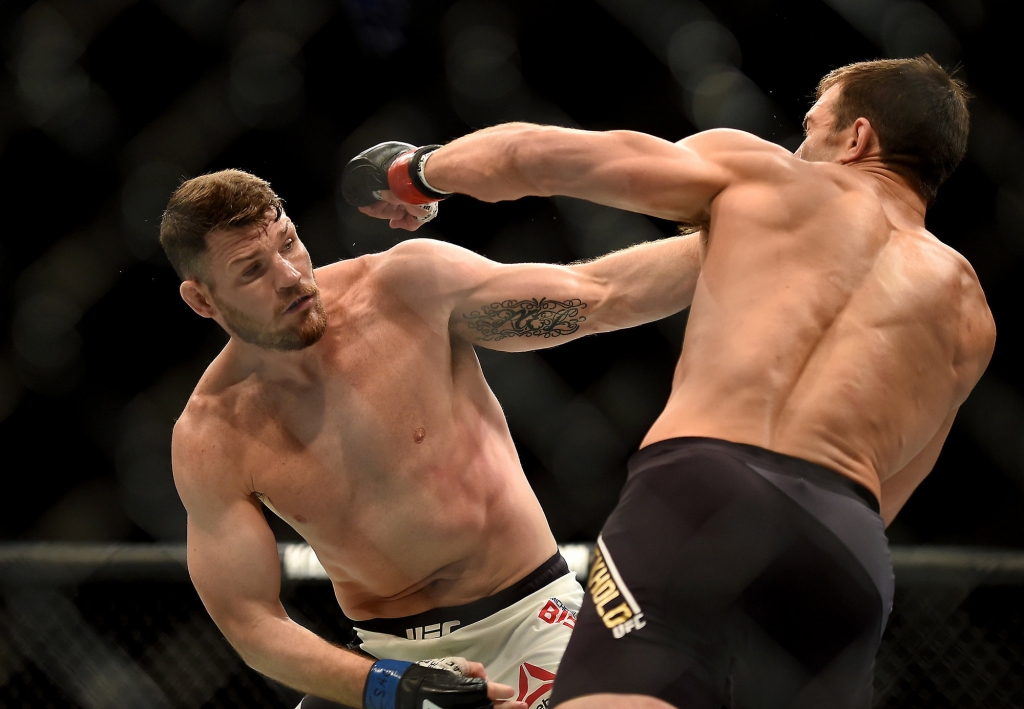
{"left": 180, "top": 280, "right": 216, "bottom": 318}
{"left": 839, "top": 117, "right": 877, "bottom": 164}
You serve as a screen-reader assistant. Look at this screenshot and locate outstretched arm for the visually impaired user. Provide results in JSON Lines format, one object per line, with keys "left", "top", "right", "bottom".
{"left": 422, "top": 123, "right": 735, "bottom": 222}
{"left": 348, "top": 123, "right": 784, "bottom": 230}
{"left": 383, "top": 233, "right": 701, "bottom": 352}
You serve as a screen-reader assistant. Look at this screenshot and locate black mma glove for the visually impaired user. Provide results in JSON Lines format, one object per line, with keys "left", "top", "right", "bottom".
{"left": 363, "top": 659, "right": 492, "bottom": 709}
{"left": 342, "top": 142, "right": 452, "bottom": 208}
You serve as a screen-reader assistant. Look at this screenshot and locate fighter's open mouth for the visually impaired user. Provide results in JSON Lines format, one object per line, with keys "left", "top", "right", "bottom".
{"left": 286, "top": 295, "right": 313, "bottom": 312}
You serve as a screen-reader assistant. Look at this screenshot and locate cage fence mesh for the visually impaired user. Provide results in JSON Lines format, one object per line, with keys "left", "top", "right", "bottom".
{"left": 1, "top": 545, "right": 1023, "bottom": 709}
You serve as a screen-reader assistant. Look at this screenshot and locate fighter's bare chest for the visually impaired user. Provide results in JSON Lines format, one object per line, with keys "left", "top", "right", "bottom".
{"left": 237, "top": 321, "right": 463, "bottom": 526}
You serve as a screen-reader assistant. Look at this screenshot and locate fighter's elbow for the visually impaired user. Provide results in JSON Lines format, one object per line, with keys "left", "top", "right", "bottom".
{"left": 231, "top": 639, "right": 265, "bottom": 671}
{"left": 591, "top": 298, "right": 653, "bottom": 333}
{"left": 566, "top": 267, "right": 624, "bottom": 333}
{"left": 583, "top": 279, "right": 690, "bottom": 331}
{"left": 210, "top": 604, "right": 282, "bottom": 662}
{"left": 222, "top": 618, "right": 278, "bottom": 671}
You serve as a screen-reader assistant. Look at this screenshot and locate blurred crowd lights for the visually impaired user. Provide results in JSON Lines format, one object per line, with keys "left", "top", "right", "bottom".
{"left": 3, "top": 0, "right": 1024, "bottom": 544}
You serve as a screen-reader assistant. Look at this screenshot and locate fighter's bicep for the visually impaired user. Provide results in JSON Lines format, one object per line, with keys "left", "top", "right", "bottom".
{"left": 570, "top": 133, "right": 730, "bottom": 222}
{"left": 449, "top": 262, "right": 606, "bottom": 351}
{"left": 627, "top": 128, "right": 783, "bottom": 220}
{"left": 383, "top": 237, "right": 607, "bottom": 349}
{"left": 185, "top": 496, "right": 286, "bottom": 630}
{"left": 171, "top": 430, "right": 284, "bottom": 623}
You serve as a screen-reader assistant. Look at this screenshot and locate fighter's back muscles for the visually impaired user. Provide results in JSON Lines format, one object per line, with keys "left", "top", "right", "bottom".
{"left": 878, "top": 260, "right": 995, "bottom": 523}
{"left": 172, "top": 404, "right": 373, "bottom": 706}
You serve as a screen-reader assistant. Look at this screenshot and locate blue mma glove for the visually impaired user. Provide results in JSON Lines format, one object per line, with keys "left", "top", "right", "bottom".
{"left": 363, "top": 659, "right": 493, "bottom": 709}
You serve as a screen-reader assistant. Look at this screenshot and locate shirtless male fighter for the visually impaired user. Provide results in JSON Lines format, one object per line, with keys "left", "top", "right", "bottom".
{"left": 354, "top": 56, "right": 995, "bottom": 709}
{"left": 161, "top": 168, "right": 701, "bottom": 706}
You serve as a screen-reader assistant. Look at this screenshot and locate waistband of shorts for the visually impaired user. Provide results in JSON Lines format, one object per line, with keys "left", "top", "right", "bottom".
{"left": 629, "top": 436, "right": 880, "bottom": 514}
{"left": 350, "top": 551, "right": 570, "bottom": 637}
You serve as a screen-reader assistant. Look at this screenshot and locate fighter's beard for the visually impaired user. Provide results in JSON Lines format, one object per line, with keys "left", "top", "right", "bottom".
{"left": 217, "top": 286, "right": 328, "bottom": 352}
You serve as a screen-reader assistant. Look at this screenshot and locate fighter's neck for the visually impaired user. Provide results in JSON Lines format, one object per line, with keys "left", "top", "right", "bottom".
{"left": 848, "top": 159, "right": 927, "bottom": 225}
{"left": 228, "top": 338, "right": 326, "bottom": 387}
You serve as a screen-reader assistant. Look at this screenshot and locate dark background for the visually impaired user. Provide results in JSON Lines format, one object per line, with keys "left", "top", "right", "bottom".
{"left": 0, "top": 0, "right": 1021, "bottom": 547}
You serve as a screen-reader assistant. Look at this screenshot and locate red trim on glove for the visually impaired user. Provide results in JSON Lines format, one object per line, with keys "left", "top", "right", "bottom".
{"left": 387, "top": 150, "right": 440, "bottom": 205}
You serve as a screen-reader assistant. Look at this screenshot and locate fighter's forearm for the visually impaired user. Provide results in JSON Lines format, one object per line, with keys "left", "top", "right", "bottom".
{"left": 226, "top": 613, "right": 373, "bottom": 705}
{"left": 425, "top": 123, "right": 608, "bottom": 204}
{"left": 572, "top": 232, "right": 702, "bottom": 331}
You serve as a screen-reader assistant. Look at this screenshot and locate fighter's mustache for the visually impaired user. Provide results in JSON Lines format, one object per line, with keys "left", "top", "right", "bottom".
{"left": 280, "top": 283, "right": 320, "bottom": 315}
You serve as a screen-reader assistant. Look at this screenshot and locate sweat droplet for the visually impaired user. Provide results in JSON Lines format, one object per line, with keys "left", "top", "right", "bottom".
{"left": 413, "top": 427, "right": 426, "bottom": 443}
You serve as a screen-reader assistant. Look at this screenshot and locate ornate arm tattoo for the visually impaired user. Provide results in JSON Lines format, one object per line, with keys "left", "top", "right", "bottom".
{"left": 463, "top": 298, "right": 588, "bottom": 341}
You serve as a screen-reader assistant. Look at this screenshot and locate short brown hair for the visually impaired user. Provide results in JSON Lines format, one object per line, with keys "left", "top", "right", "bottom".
{"left": 159, "top": 169, "right": 283, "bottom": 281}
{"left": 817, "top": 55, "right": 970, "bottom": 205}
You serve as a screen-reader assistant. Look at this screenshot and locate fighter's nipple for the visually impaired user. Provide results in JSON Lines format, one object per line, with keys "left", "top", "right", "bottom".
{"left": 294, "top": 514, "right": 307, "bottom": 524}
{"left": 413, "top": 427, "right": 426, "bottom": 443}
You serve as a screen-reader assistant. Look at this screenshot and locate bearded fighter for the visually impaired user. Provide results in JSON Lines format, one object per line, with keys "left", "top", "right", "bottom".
{"left": 352, "top": 56, "right": 995, "bottom": 709}
{"left": 162, "top": 166, "right": 701, "bottom": 709}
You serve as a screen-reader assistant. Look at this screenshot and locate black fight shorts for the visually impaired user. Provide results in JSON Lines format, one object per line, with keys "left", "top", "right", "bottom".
{"left": 550, "top": 437, "right": 894, "bottom": 709}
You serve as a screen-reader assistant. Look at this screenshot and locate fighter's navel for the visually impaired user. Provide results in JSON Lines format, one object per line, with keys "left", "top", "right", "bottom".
{"left": 413, "top": 427, "right": 426, "bottom": 443}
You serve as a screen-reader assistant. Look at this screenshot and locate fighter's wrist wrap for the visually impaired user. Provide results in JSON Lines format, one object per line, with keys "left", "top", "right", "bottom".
{"left": 387, "top": 145, "right": 452, "bottom": 205}
{"left": 342, "top": 142, "right": 451, "bottom": 208}
{"left": 413, "top": 149, "right": 450, "bottom": 197}
{"left": 363, "top": 659, "right": 492, "bottom": 709}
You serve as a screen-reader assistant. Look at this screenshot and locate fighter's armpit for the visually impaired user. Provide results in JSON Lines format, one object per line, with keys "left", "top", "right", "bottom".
{"left": 462, "top": 297, "right": 588, "bottom": 341}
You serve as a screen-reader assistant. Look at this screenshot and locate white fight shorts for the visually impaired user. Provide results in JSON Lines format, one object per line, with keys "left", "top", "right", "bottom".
{"left": 352, "top": 552, "right": 583, "bottom": 709}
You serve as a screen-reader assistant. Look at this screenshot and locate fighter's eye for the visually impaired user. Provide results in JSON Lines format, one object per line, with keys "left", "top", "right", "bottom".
{"left": 283, "top": 238, "right": 294, "bottom": 251}
{"left": 243, "top": 262, "right": 262, "bottom": 277}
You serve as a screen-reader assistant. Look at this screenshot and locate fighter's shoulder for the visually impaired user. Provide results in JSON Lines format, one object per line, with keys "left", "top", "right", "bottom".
{"left": 904, "top": 231, "right": 982, "bottom": 288}
{"left": 172, "top": 380, "right": 252, "bottom": 493}
{"left": 680, "top": 128, "right": 786, "bottom": 152}
{"left": 677, "top": 130, "right": 808, "bottom": 194}
{"left": 382, "top": 237, "right": 475, "bottom": 264}
{"left": 372, "top": 238, "right": 482, "bottom": 289}
{"left": 906, "top": 232, "right": 995, "bottom": 365}
{"left": 946, "top": 243, "right": 996, "bottom": 367}
{"left": 679, "top": 129, "right": 794, "bottom": 170}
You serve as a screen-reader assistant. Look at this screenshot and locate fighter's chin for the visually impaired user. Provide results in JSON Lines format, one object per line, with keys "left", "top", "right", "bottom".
{"left": 229, "top": 304, "right": 328, "bottom": 352}
{"left": 281, "top": 324, "right": 327, "bottom": 351}
{"left": 278, "top": 308, "right": 329, "bottom": 351}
